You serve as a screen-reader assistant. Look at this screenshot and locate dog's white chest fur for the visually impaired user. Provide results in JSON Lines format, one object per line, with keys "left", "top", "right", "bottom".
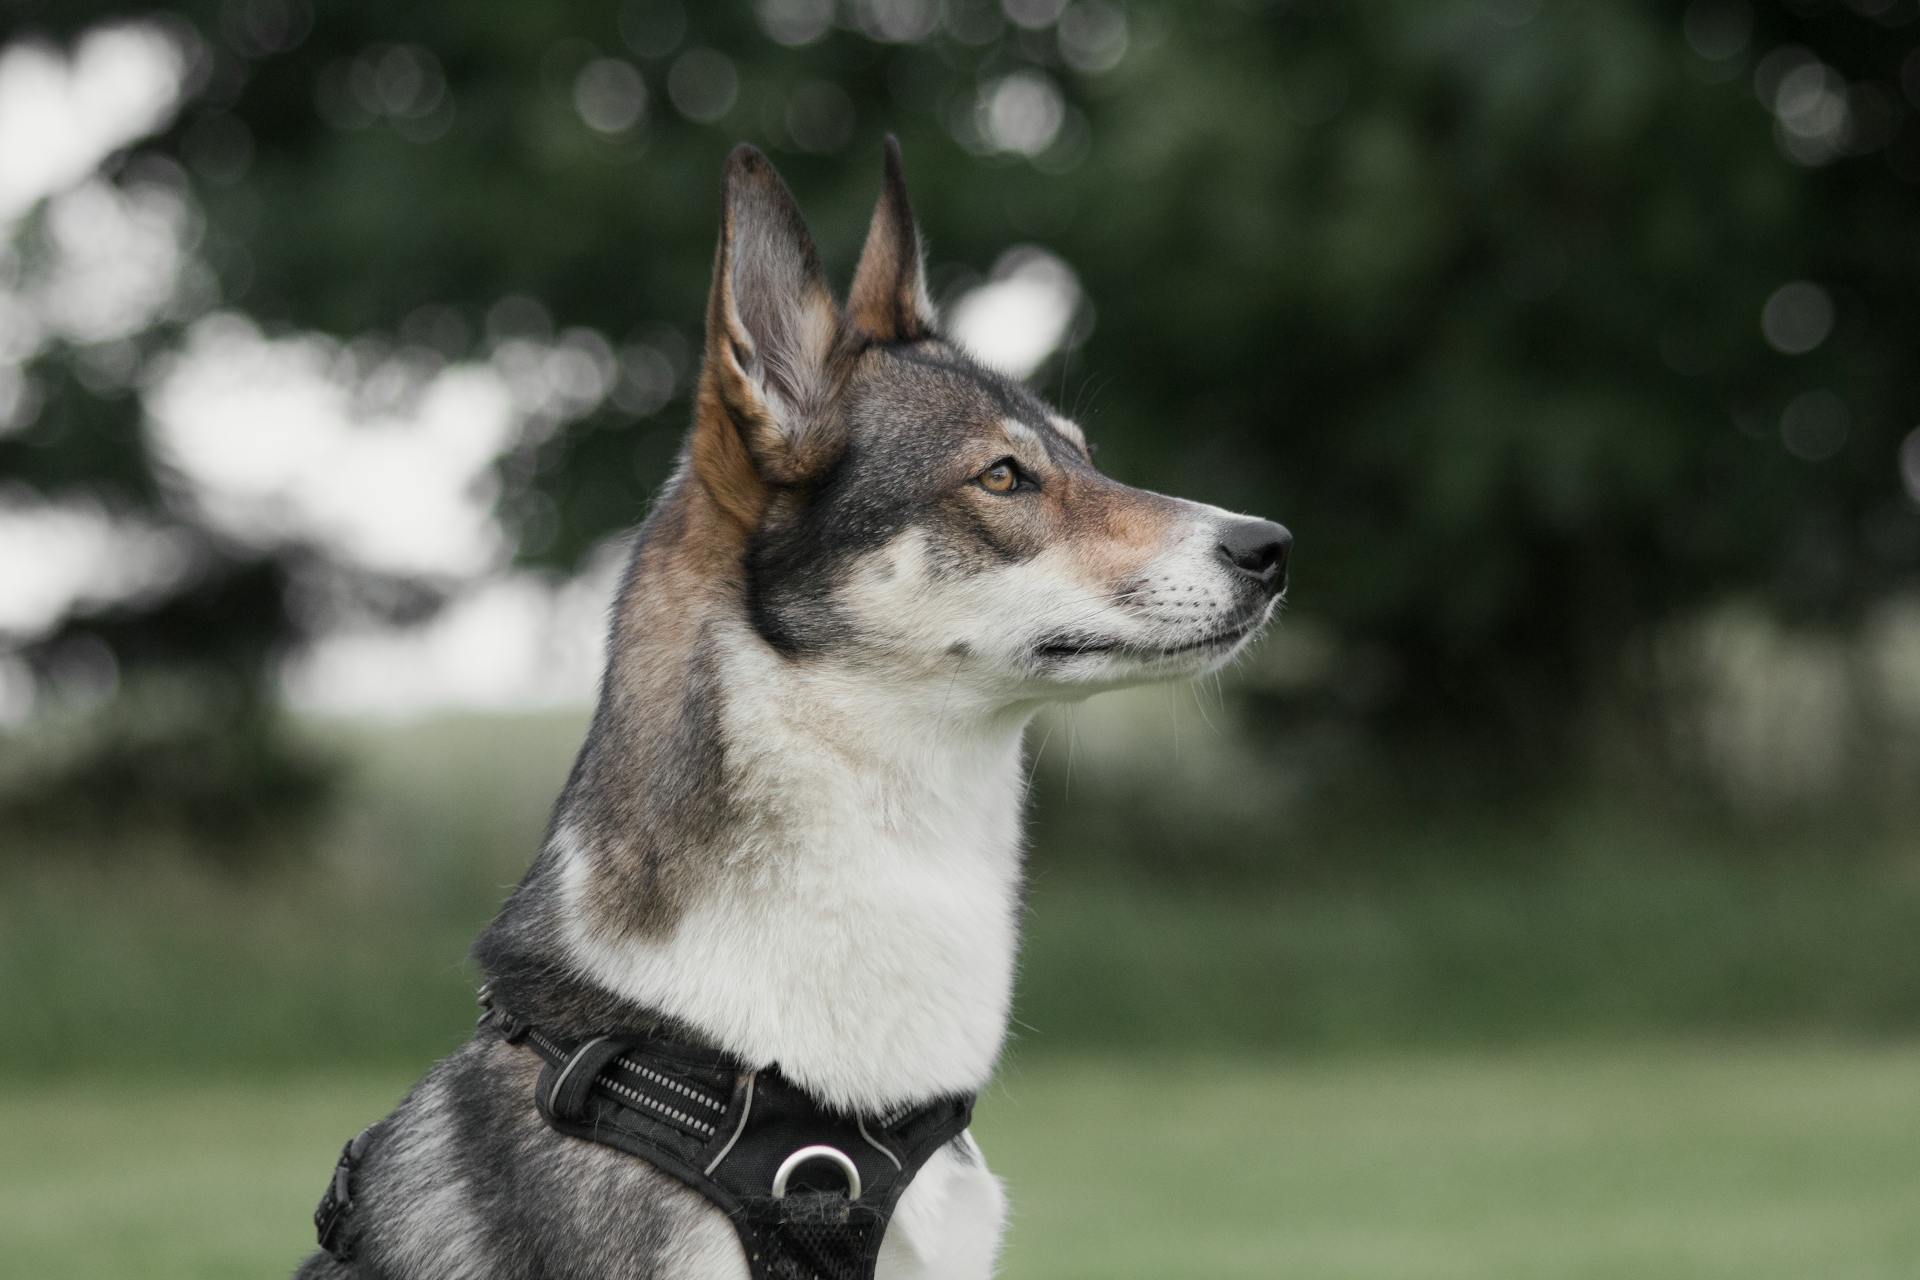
{"left": 556, "top": 631, "right": 1025, "bottom": 1274}
{"left": 559, "top": 637, "right": 1028, "bottom": 1109}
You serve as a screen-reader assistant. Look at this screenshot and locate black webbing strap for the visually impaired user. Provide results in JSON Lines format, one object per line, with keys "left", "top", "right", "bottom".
{"left": 508, "top": 1021, "right": 733, "bottom": 1142}
{"left": 313, "top": 995, "right": 976, "bottom": 1277}
{"left": 480, "top": 993, "right": 975, "bottom": 1280}
{"left": 314, "top": 1125, "right": 375, "bottom": 1261}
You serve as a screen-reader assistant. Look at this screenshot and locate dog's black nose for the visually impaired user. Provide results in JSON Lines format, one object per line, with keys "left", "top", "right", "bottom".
{"left": 1217, "top": 518, "right": 1291, "bottom": 589}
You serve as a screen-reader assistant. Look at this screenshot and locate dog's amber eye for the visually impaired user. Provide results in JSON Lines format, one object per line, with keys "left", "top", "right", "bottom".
{"left": 978, "top": 460, "right": 1021, "bottom": 494}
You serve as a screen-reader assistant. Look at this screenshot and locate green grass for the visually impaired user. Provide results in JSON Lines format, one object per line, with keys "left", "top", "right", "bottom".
{"left": 5, "top": 1044, "right": 1918, "bottom": 1279}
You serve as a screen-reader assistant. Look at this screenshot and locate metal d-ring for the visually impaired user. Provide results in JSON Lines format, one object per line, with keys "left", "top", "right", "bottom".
{"left": 770, "top": 1144, "right": 861, "bottom": 1200}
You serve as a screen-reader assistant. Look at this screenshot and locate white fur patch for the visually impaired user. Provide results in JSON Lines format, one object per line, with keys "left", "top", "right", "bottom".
{"left": 999, "top": 416, "right": 1043, "bottom": 449}
{"left": 1045, "top": 412, "right": 1088, "bottom": 456}
{"left": 879, "top": 1135, "right": 1008, "bottom": 1279}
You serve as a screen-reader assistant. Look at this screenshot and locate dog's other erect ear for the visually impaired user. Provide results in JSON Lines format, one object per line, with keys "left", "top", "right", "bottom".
{"left": 694, "top": 145, "right": 842, "bottom": 523}
{"left": 848, "top": 136, "right": 935, "bottom": 344}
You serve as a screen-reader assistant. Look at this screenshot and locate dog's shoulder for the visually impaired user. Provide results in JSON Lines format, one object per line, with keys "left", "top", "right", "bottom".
{"left": 314, "top": 1034, "right": 744, "bottom": 1280}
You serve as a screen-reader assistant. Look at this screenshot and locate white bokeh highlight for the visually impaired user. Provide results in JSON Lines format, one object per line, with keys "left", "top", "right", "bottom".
{"left": 147, "top": 314, "right": 520, "bottom": 580}
{"left": 948, "top": 247, "right": 1083, "bottom": 380}
{"left": 0, "top": 23, "right": 188, "bottom": 225}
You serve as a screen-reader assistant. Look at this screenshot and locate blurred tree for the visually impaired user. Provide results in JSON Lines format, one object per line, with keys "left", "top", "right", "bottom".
{"left": 2, "top": 0, "right": 1917, "bottom": 844}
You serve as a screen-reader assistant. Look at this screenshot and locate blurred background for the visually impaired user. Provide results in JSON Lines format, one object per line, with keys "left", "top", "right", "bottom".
{"left": 4, "top": 0, "right": 1920, "bottom": 1276}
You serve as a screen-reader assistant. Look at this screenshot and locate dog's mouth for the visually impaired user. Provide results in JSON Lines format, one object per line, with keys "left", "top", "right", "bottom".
{"left": 1033, "top": 618, "right": 1258, "bottom": 663}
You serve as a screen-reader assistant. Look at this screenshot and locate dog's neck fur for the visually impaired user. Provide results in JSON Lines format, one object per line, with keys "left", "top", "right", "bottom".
{"left": 476, "top": 479, "right": 1032, "bottom": 1114}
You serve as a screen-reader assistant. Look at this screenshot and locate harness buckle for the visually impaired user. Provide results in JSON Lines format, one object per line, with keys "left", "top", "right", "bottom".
{"left": 475, "top": 983, "right": 529, "bottom": 1041}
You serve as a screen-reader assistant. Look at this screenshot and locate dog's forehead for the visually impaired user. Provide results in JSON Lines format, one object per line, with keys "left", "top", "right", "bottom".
{"left": 844, "top": 343, "right": 1085, "bottom": 462}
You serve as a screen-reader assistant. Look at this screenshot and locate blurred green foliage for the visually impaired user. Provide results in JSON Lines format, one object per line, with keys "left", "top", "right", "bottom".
{"left": 4, "top": 0, "right": 1919, "bottom": 833}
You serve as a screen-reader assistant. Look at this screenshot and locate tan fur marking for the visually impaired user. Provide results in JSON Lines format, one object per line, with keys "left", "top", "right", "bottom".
{"left": 692, "top": 378, "right": 769, "bottom": 529}
{"left": 1057, "top": 474, "right": 1185, "bottom": 587}
{"left": 572, "top": 481, "right": 758, "bottom": 940}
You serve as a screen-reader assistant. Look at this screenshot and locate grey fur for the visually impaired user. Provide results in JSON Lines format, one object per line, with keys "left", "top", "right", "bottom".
{"left": 746, "top": 340, "right": 1094, "bottom": 655}
{"left": 297, "top": 1039, "right": 732, "bottom": 1278}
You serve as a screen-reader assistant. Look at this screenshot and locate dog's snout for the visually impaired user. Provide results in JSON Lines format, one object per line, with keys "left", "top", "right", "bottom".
{"left": 1216, "top": 518, "right": 1291, "bottom": 589}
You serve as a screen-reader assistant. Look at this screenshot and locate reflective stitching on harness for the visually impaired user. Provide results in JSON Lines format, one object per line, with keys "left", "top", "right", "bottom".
{"left": 547, "top": 1035, "right": 614, "bottom": 1114}
{"left": 544, "top": 1030, "right": 722, "bottom": 1137}
{"left": 600, "top": 1072, "right": 719, "bottom": 1137}
{"left": 704, "top": 1070, "right": 756, "bottom": 1174}
{"left": 615, "top": 1055, "right": 729, "bottom": 1113}
{"left": 855, "top": 1115, "right": 902, "bottom": 1172}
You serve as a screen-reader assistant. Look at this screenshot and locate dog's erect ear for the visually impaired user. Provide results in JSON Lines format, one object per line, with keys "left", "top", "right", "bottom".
{"left": 694, "top": 145, "right": 842, "bottom": 523}
{"left": 847, "top": 136, "right": 935, "bottom": 344}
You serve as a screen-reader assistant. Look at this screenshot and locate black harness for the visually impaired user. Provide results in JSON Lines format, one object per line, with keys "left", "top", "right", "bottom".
{"left": 315, "top": 989, "right": 975, "bottom": 1280}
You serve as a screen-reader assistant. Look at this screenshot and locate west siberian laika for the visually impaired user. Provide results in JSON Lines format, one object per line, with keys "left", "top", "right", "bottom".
{"left": 297, "top": 140, "right": 1289, "bottom": 1280}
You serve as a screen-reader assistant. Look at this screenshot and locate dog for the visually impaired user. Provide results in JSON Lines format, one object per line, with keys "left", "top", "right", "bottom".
{"left": 295, "top": 138, "right": 1289, "bottom": 1280}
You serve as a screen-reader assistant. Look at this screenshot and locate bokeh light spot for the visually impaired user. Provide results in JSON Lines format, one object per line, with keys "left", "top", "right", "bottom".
{"left": 854, "top": 0, "right": 941, "bottom": 44}
{"left": 756, "top": 0, "right": 833, "bottom": 47}
{"left": 0, "top": 22, "right": 189, "bottom": 223}
{"left": 1760, "top": 281, "right": 1834, "bottom": 355}
{"left": 979, "top": 70, "right": 1065, "bottom": 156}
{"left": 667, "top": 48, "right": 738, "bottom": 124}
{"left": 574, "top": 58, "right": 647, "bottom": 135}
{"left": 1058, "top": 1, "right": 1129, "bottom": 75}
{"left": 1768, "top": 56, "right": 1850, "bottom": 166}
{"left": 1002, "top": 0, "right": 1068, "bottom": 31}
{"left": 612, "top": 342, "right": 677, "bottom": 417}
{"left": 949, "top": 246, "right": 1083, "bottom": 379}
{"left": 757, "top": 0, "right": 836, "bottom": 47}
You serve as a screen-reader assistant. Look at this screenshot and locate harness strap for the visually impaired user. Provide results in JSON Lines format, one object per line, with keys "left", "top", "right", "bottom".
{"left": 486, "top": 991, "right": 975, "bottom": 1280}
{"left": 515, "top": 1024, "right": 730, "bottom": 1140}
{"left": 313, "top": 1126, "right": 375, "bottom": 1261}
{"left": 314, "top": 992, "right": 976, "bottom": 1280}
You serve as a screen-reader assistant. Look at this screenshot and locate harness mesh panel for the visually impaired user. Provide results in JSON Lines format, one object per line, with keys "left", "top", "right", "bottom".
{"left": 746, "top": 1196, "right": 881, "bottom": 1280}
